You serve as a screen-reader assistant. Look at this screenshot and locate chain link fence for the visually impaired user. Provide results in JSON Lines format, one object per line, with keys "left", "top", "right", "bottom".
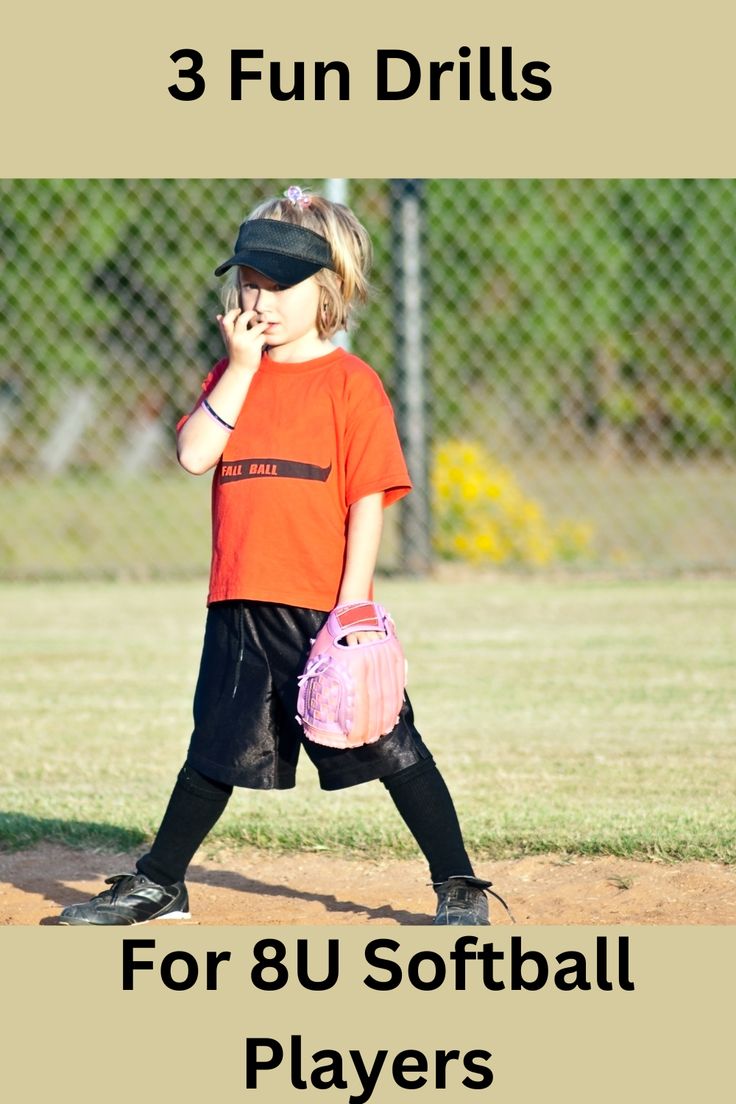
{"left": 1, "top": 178, "right": 735, "bottom": 579}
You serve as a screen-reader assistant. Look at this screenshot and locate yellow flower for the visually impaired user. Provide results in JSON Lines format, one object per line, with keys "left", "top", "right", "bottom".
{"left": 432, "top": 439, "right": 595, "bottom": 568}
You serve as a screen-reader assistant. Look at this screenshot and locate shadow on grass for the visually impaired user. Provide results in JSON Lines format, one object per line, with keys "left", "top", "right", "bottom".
{"left": 0, "top": 813, "right": 428, "bottom": 926}
{"left": 0, "top": 812, "right": 147, "bottom": 853}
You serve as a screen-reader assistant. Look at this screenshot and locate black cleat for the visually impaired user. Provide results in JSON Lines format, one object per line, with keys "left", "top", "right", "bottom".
{"left": 433, "top": 875, "right": 514, "bottom": 926}
{"left": 59, "top": 872, "right": 190, "bottom": 926}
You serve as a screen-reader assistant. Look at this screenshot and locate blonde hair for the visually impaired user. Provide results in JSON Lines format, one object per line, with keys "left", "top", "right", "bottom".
{"left": 220, "top": 189, "right": 372, "bottom": 337}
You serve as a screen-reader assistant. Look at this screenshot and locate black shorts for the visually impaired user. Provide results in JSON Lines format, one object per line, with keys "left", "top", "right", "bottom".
{"left": 186, "top": 600, "right": 432, "bottom": 791}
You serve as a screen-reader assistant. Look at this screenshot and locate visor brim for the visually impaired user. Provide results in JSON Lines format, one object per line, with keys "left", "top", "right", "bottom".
{"left": 214, "top": 251, "right": 325, "bottom": 286}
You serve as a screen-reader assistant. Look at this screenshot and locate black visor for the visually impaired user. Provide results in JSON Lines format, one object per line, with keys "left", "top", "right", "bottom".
{"left": 214, "top": 219, "right": 336, "bottom": 286}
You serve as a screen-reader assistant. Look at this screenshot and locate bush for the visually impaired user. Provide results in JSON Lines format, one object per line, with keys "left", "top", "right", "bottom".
{"left": 432, "top": 440, "right": 594, "bottom": 566}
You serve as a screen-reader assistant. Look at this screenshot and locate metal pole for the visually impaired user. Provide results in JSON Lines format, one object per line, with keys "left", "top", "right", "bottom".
{"left": 324, "top": 178, "right": 349, "bottom": 350}
{"left": 390, "top": 179, "right": 432, "bottom": 575}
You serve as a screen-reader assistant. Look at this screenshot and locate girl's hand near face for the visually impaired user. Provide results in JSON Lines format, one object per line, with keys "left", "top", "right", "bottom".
{"left": 177, "top": 311, "right": 268, "bottom": 475}
{"left": 217, "top": 309, "right": 270, "bottom": 374}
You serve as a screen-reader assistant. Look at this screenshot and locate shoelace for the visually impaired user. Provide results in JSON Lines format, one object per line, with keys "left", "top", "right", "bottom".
{"left": 485, "top": 886, "right": 516, "bottom": 923}
{"left": 437, "top": 879, "right": 517, "bottom": 924}
{"left": 95, "top": 873, "right": 142, "bottom": 903}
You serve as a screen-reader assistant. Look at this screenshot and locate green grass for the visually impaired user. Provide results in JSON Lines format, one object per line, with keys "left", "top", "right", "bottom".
{"left": 1, "top": 460, "right": 735, "bottom": 580}
{"left": 0, "top": 474, "right": 212, "bottom": 578}
{"left": 514, "top": 456, "right": 736, "bottom": 571}
{"left": 1, "top": 578, "right": 734, "bottom": 863}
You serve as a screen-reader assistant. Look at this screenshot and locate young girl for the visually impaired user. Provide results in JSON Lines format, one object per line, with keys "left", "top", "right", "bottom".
{"left": 60, "top": 186, "right": 499, "bottom": 927}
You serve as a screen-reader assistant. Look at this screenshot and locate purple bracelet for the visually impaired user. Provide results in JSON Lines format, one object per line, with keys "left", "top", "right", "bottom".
{"left": 202, "top": 398, "right": 235, "bottom": 432}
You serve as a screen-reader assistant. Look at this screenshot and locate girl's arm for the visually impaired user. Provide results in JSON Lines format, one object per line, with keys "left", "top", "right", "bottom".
{"left": 337, "top": 491, "right": 386, "bottom": 645}
{"left": 177, "top": 308, "right": 268, "bottom": 475}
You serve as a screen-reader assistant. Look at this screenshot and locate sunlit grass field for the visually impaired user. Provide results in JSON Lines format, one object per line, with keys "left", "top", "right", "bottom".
{"left": 1, "top": 460, "right": 735, "bottom": 578}
{"left": 1, "top": 577, "right": 734, "bottom": 863}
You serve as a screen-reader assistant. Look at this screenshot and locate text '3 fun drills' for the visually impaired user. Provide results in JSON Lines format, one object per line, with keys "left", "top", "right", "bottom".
{"left": 168, "top": 45, "right": 552, "bottom": 103}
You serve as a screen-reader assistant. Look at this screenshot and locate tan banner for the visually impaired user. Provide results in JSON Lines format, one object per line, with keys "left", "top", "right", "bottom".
{"left": 2, "top": 926, "right": 732, "bottom": 1099}
{"left": 2, "top": 0, "right": 735, "bottom": 176}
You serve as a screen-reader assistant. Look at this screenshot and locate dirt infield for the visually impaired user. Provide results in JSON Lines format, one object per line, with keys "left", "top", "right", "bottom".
{"left": 1, "top": 843, "right": 734, "bottom": 925}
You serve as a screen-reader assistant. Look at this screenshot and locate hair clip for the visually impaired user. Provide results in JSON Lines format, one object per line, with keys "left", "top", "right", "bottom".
{"left": 284, "top": 184, "right": 311, "bottom": 208}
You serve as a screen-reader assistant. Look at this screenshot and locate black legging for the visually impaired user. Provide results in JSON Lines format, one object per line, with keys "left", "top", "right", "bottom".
{"left": 137, "top": 757, "right": 474, "bottom": 887}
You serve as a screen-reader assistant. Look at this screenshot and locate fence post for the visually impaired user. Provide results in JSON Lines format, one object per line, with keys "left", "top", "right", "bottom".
{"left": 390, "top": 179, "right": 432, "bottom": 575}
{"left": 324, "top": 178, "right": 350, "bottom": 351}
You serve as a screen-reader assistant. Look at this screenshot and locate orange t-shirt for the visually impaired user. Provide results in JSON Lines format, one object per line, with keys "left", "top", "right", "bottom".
{"left": 182, "top": 348, "right": 412, "bottom": 611}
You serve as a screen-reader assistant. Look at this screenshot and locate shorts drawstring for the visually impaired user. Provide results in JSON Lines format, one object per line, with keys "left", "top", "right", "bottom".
{"left": 232, "top": 604, "right": 245, "bottom": 698}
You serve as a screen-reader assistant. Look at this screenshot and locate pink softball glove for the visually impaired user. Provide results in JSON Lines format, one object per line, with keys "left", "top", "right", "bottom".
{"left": 296, "top": 601, "right": 407, "bottom": 748}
